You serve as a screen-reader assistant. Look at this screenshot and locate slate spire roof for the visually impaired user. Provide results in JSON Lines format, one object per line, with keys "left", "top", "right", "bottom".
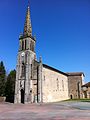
{"left": 23, "top": 3, "right": 32, "bottom": 36}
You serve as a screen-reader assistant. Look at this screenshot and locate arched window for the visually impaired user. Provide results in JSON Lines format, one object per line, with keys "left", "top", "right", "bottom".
{"left": 25, "top": 53, "right": 27, "bottom": 63}
{"left": 44, "top": 76, "right": 45, "bottom": 81}
{"left": 31, "top": 64, "right": 32, "bottom": 79}
{"left": 62, "top": 80, "right": 64, "bottom": 91}
{"left": 57, "top": 78, "right": 59, "bottom": 90}
{"left": 25, "top": 40, "right": 27, "bottom": 50}
{"left": 30, "top": 41, "right": 32, "bottom": 50}
{"left": 20, "top": 40, "right": 22, "bottom": 50}
{"left": 22, "top": 41, "right": 24, "bottom": 50}
{"left": 21, "top": 63, "right": 25, "bottom": 77}
{"left": 32, "top": 42, "right": 34, "bottom": 52}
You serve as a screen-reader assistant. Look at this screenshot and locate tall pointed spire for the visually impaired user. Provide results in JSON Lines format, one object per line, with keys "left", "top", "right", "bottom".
{"left": 23, "top": 1, "right": 32, "bottom": 36}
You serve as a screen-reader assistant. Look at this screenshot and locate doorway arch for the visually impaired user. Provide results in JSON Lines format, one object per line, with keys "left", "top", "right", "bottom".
{"left": 21, "top": 89, "right": 24, "bottom": 103}
{"left": 70, "top": 95, "right": 73, "bottom": 99}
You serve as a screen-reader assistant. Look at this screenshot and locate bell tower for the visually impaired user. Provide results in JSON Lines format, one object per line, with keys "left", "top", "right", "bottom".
{"left": 14, "top": 3, "right": 36, "bottom": 104}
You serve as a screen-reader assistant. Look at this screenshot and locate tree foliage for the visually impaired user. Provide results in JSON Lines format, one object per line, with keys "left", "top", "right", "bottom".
{"left": 5, "top": 69, "right": 16, "bottom": 103}
{"left": 0, "top": 61, "right": 6, "bottom": 96}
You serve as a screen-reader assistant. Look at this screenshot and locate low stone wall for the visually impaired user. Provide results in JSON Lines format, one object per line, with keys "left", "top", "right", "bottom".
{"left": 0, "top": 97, "right": 6, "bottom": 102}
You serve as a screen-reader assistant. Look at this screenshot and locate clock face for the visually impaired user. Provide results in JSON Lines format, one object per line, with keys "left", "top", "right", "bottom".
{"left": 21, "top": 52, "right": 25, "bottom": 57}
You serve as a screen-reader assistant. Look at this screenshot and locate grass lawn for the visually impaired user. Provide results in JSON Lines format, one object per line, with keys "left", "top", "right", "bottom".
{"left": 64, "top": 99, "right": 90, "bottom": 102}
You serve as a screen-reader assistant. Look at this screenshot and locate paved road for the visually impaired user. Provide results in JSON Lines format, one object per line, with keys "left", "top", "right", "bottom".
{"left": 0, "top": 101, "right": 90, "bottom": 120}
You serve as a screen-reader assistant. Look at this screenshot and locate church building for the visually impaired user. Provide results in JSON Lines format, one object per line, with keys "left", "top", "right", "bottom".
{"left": 14, "top": 4, "right": 85, "bottom": 104}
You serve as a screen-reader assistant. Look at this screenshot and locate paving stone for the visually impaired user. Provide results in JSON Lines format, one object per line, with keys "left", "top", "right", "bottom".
{"left": 0, "top": 101, "right": 90, "bottom": 120}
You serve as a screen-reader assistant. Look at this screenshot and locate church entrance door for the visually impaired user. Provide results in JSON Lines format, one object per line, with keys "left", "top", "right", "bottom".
{"left": 70, "top": 95, "right": 73, "bottom": 99}
{"left": 21, "top": 89, "right": 24, "bottom": 103}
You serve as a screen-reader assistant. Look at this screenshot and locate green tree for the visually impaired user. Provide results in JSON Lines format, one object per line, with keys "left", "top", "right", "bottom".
{"left": 0, "top": 61, "right": 6, "bottom": 96}
{"left": 5, "top": 70, "right": 16, "bottom": 103}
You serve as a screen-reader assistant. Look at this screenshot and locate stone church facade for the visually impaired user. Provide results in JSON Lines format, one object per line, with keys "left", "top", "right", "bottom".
{"left": 14, "top": 4, "right": 84, "bottom": 104}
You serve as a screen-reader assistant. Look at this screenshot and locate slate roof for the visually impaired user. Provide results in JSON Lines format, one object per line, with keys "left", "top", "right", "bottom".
{"left": 82, "top": 82, "right": 90, "bottom": 87}
{"left": 67, "top": 72, "right": 85, "bottom": 77}
{"left": 43, "top": 64, "right": 68, "bottom": 76}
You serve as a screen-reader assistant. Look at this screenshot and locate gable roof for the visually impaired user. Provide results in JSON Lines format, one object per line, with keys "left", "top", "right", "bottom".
{"left": 82, "top": 82, "right": 90, "bottom": 87}
{"left": 67, "top": 72, "right": 85, "bottom": 77}
{"left": 43, "top": 64, "right": 68, "bottom": 76}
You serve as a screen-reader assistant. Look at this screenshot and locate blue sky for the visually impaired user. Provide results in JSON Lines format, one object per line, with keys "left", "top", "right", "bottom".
{"left": 0, "top": 0, "right": 90, "bottom": 82}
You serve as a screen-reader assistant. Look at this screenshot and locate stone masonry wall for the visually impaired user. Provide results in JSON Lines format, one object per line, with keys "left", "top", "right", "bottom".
{"left": 42, "top": 67, "right": 69, "bottom": 102}
{"left": 68, "top": 75, "right": 84, "bottom": 99}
